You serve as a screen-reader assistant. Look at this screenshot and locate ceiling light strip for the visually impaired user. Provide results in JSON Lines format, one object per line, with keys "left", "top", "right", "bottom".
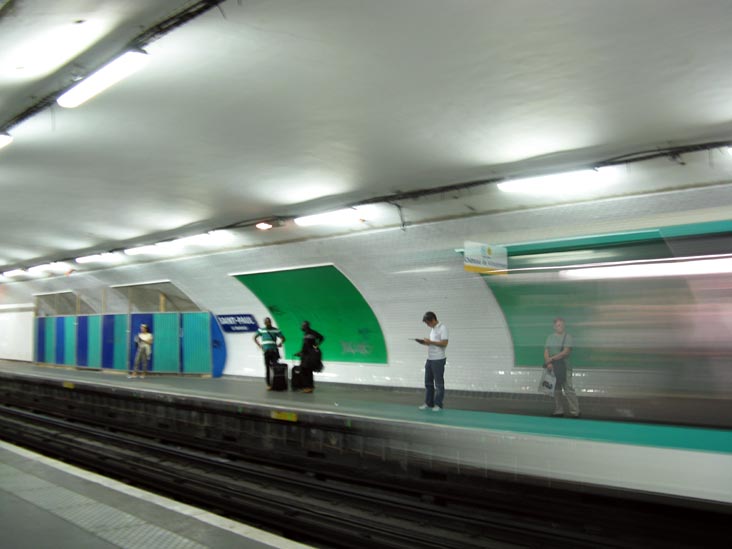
{"left": 57, "top": 51, "right": 148, "bottom": 108}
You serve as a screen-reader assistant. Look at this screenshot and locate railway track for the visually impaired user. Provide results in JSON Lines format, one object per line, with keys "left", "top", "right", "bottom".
{"left": 0, "top": 404, "right": 726, "bottom": 548}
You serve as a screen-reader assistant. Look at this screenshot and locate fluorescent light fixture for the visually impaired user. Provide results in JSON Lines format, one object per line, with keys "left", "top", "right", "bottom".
{"left": 497, "top": 167, "right": 617, "bottom": 194}
{"left": 294, "top": 208, "right": 363, "bottom": 227}
{"left": 255, "top": 222, "right": 273, "bottom": 231}
{"left": 2, "top": 20, "right": 106, "bottom": 79}
{"left": 173, "top": 233, "right": 213, "bottom": 247}
{"left": 48, "top": 261, "right": 72, "bottom": 274}
{"left": 173, "top": 230, "right": 234, "bottom": 247}
{"left": 125, "top": 242, "right": 183, "bottom": 256}
{"left": 27, "top": 262, "right": 72, "bottom": 275}
{"left": 124, "top": 244, "right": 158, "bottom": 256}
{"left": 127, "top": 231, "right": 234, "bottom": 257}
{"left": 57, "top": 51, "right": 148, "bottom": 109}
{"left": 392, "top": 266, "right": 450, "bottom": 274}
{"left": 27, "top": 264, "right": 52, "bottom": 275}
{"left": 0, "top": 133, "right": 12, "bottom": 150}
{"left": 3, "top": 269, "right": 26, "bottom": 278}
{"left": 206, "top": 230, "right": 235, "bottom": 243}
{"left": 561, "top": 257, "right": 732, "bottom": 280}
{"left": 124, "top": 241, "right": 182, "bottom": 257}
{"left": 75, "top": 252, "right": 123, "bottom": 264}
{"left": 154, "top": 241, "right": 183, "bottom": 254}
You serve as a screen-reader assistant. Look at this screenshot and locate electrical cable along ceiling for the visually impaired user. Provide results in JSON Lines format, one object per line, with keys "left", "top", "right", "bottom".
{"left": 3, "top": 0, "right": 732, "bottom": 279}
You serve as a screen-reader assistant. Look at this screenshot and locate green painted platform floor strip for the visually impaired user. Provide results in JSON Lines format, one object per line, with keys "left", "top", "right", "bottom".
{"left": 334, "top": 400, "right": 732, "bottom": 454}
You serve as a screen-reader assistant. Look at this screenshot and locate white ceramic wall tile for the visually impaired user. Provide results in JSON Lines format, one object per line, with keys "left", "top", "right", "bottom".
{"left": 3, "top": 185, "right": 730, "bottom": 394}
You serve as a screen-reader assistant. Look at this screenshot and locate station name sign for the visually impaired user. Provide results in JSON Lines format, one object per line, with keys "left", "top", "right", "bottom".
{"left": 216, "top": 314, "right": 259, "bottom": 333}
{"left": 463, "top": 241, "right": 507, "bottom": 274}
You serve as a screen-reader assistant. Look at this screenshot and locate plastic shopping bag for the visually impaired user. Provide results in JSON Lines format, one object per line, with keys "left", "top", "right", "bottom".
{"left": 538, "top": 368, "right": 556, "bottom": 397}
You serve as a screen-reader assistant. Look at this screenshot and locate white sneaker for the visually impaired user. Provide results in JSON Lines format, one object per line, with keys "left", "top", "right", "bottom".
{"left": 418, "top": 404, "right": 430, "bottom": 410}
{"left": 432, "top": 406, "right": 442, "bottom": 412}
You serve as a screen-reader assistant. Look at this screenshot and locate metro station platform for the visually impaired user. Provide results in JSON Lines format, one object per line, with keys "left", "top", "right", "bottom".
{"left": 0, "top": 359, "right": 729, "bottom": 430}
{"left": 1, "top": 360, "right": 731, "bottom": 513}
{"left": 0, "top": 440, "right": 309, "bottom": 549}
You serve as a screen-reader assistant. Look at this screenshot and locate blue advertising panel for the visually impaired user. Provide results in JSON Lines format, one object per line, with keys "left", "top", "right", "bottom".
{"left": 77, "top": 315, "right": 89, "bottom": 366}
{"left": 36, "top": 318, "right": 46, "bottom": 362}
{"left": 211, "top": 314, "right": 227, "bottom": 378}
{"left": 130, "top": 313, "right": 155, "bottom": 371}
{"left": 101, "top": 315, "right": 116, "bottom": 368}
{"left": 55, "top": 317, "right": 65, "bottom": 364}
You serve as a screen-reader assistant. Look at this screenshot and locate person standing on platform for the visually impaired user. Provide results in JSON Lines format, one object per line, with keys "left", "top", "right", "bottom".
{"left": 253, "top": 317, "right": 286, "bottom": 390}
{"left": 296, "top": 320, "right": 324, "bottom": 393}
{"left": 129, "top": 324, "right": 153, "bottom": 379}
{"left": 417, "top": 311, "right": 449, "bottom": 411}
{"left": 544, "top": 317, "right": 580, "bottom": 418}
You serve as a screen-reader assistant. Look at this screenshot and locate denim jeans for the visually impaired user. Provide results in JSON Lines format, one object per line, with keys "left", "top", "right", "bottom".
{"left": 424, "top": 358, "right": 446, "bottom": 408}
{"left": 132, "top": 345, "right": 150, "bottom": 373}
{"left": 554, "top": 367, "right": 580, "bottom": 416}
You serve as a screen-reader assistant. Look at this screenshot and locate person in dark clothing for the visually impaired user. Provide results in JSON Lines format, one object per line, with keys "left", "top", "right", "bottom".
{"left": 295, "top": 320, "right": 324, "bottom": 393}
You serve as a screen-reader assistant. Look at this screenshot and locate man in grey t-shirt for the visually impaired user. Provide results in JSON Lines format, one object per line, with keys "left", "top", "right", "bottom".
{"left": 544, "top": 317, "right": 580, "bottom": 417}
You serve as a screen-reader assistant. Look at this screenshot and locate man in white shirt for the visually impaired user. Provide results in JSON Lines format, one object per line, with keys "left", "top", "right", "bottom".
{"left": 418, "top": 311, "right": 449, "bottom": 411}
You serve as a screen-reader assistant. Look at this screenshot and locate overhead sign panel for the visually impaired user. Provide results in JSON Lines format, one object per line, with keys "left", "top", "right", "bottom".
{"left": 217, "top": 314, "right": 259, "bottom": 333}
{"left": 463, "top": 241, "right": 507, "bottom": 274}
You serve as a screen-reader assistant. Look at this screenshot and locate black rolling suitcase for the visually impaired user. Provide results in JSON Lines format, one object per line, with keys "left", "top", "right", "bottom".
{"left": 271, "top": 363, "right": 288, "bottom": 391}
{"left": 291, "top": 365, "right": 305, "bottom": 391}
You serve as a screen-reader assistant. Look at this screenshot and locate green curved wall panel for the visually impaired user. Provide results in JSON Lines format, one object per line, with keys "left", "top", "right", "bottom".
{"left": 235, "top": 265, "right": 387, "bottom": 364}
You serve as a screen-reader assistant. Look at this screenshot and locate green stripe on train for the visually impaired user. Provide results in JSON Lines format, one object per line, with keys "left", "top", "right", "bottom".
{"left": 505, "top": 219, "right": 732, "bottom": 256}
{"left": 362, "top": 403, "right": 732, "bottom": 454}
{"left": 440, "top": 410, "right": 732, "bottom": 453}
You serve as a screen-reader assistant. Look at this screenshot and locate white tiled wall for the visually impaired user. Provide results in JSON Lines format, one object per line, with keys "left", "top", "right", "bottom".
{"left": 4, "top": 184, "right": 731, "bottom": 394}
{"left": 0, "top": 311, "right": 34, "bottom": 361}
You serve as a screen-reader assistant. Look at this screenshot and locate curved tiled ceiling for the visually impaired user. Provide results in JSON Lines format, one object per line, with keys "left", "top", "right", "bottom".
{"left": 2, "top": 1, "right": 732, "bottom": 276}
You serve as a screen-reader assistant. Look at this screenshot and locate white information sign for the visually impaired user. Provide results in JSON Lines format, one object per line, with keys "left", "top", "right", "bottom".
{"left": 463, "top": 241, "right": 507, "bottom": 274}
